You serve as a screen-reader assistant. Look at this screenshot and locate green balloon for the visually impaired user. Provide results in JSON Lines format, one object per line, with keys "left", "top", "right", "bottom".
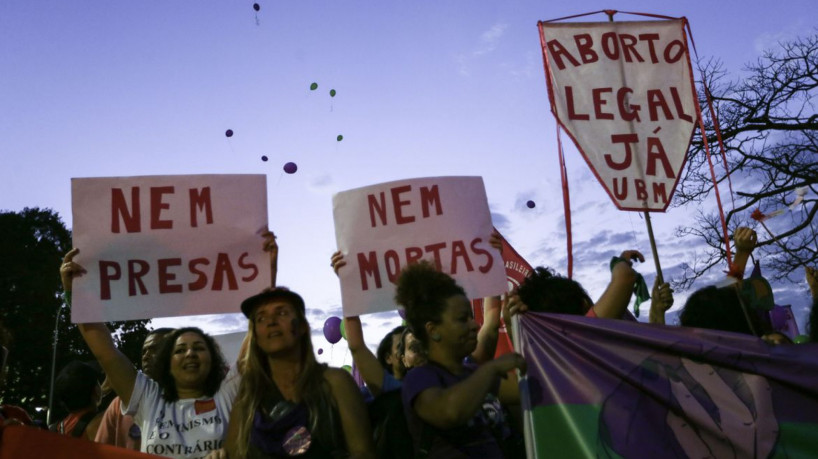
{"left": 342, "top": 364, "right": 352, "bottom": 373}
{"left": 336, "top": 134, "right": 343, "bottom": 141}
{"left": 310, "top": 82, "right": 318, "bottom": 90}
{"left": 794, "top": 334, "right": 810, "bottom": 344}
{"left": 329, "top": 89, "right": 336, "bottom": 97}
{"left": 340, "top": 320, "right": 347, "bottom": 340}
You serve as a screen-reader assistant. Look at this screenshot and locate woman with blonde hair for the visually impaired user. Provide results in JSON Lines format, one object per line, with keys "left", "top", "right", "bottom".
{"left": 225, "top": 288, "right": 373, "bottom": 458}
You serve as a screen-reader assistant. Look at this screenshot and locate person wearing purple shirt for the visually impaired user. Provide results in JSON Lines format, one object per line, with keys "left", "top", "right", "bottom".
{"left": 395, "top": 261, "right": 526, "bottom": 458}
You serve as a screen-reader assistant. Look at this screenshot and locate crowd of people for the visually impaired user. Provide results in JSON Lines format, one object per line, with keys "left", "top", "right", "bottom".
{"left": 0, "top": 225, "right": 816, "bottom": 458}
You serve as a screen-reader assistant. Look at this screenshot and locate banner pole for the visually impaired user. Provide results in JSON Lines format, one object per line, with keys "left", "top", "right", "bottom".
{"left": 643, "top": 211, "right": 664, "bottom": 284}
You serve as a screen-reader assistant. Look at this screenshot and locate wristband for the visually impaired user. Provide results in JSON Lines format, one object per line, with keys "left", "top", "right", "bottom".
{"left": 609, "top": 256, "right": 632, "bottom": 271}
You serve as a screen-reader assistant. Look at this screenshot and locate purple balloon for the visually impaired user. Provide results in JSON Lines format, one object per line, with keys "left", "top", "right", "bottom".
{"left": 526, "top": 200, "right": 536, "bottom": 209}
{"left": 317, "top": 348, "right": 324, "bottom": 355}
{"left": 283, "top": 162, "right": 298, "bottom": 174}
{"left": 398, "top": 308, "right": 407, "bottom": 320}
{"left": 323, "top": 316, "right": 342, "bottom": 344}
{"left": 225, "top": 129, "right": 233, "bottom": 138}
{"left": 261, "top": 155, "right": 268, "bottom": 162}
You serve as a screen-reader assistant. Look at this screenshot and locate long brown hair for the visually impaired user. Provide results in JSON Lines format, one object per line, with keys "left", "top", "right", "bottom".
{"left": 232, "top": 295, "right": 332, "bottom": 458}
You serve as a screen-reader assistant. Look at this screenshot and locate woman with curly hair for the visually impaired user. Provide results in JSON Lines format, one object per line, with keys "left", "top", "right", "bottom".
{"left": 224, "top": 288, "right": 374, "bottom": 458}
{"left": 396, "top": 261, "right": 525, "bottom": 458}
{"left": 60, "top": 230, "right": 279, "bottom": 459}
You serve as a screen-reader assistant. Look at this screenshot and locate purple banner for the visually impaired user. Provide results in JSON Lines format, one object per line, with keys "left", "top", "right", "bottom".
{"left": 517, "top": 313, "right": 818, "bottom": 458}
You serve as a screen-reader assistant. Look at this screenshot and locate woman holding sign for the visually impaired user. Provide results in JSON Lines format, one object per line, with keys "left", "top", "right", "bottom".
{"left": 397, "top": 261, "right": 525, "bottom": 458}
{"left": 59, "top": 231, "right": 278, "bottom": 459}
{"left": 223, "top": 288, "right": 374, "bottom": 458}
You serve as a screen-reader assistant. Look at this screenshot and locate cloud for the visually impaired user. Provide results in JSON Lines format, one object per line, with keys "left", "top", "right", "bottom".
{"left": 307, "top": 174, "right": 334, "bottom": 193}
{"left": 490, "top": 211, "right": 511, "bottom": 232}
{"left": 457, "top": 23, "right": 508, "bottom": 76}
{"left": 474, "top": 24, "right": 508, "bottom": 56}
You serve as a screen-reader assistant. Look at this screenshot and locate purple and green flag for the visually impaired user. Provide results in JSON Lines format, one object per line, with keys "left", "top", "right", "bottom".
{"left": 515, "top": 313, "right": 818, "bottom": 458}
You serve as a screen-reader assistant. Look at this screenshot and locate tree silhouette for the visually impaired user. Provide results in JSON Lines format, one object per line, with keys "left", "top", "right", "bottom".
{"left": 672, "top": 33, "right": 818, "bottom": 288}
{"left": 0, "top": 208, "right": 151, "bottom": 423}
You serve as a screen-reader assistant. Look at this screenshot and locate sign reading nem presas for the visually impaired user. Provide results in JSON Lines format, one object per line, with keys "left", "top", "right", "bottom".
{"left": 333, "top": 176, "right": 506, "bottom": 316}
{"left": 71, "top": 174, "right": 269, "bottom": 323}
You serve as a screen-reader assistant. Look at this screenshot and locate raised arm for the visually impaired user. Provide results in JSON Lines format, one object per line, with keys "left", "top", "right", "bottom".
{"left": 470, "top": 229, "right": 504, "bottom": 363}
{"left": 593, "top": 250, "right": 644, "bottom": 319}
{"left": 261, "top": 229, "right": 278, "bottom": 288}
{"left": 471, "top": 295, "right": 501, "bottom": 364}
{"left": 325, "top": 368, "right": 376, "bottom": 459}
{"left": 332, "top": 251, "right": 389, "bottom": 394}
{"left": 61, "top": 249, "right": 137, "bottom": 406}
{"left": 412, "top": 353, "right": 526, "bottom": 429}
{"left": 648, "top": 278, "right": 674, "bottom": 325}
{"left": 728, "top": 227, "right": 757, "bottom": 280}
{"left": 806, "top": 266, "right": 817, "bottom": 301}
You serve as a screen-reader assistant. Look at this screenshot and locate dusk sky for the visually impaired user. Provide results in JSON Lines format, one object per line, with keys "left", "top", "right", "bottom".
{"left": 2, "top": 1, "right": 816, "bottom": 365}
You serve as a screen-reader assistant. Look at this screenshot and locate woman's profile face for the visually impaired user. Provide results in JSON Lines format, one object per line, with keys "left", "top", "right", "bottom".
{"left": 169, "top": 331, "right": 213, "bottom": 391}
{"left": 433, "top": 294, "right": 479, "bottom": 358}
{"left": 402, "top": 332, "right": 426, "bottom": 369}
{"left": 252, "top": 300, "right": 305, "bottom": 355}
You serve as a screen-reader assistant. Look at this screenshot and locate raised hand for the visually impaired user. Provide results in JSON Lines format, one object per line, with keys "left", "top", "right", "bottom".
{"left": 60, "top": 248, "right": 86, "bottom": 293}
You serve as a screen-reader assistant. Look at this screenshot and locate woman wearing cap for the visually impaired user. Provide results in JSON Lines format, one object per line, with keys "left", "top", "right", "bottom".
{"left": 224, "top": 288, "right": 374, "bottom": 458}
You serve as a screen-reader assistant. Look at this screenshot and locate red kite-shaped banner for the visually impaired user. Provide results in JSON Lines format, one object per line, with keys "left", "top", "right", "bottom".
{"left": 540, "top": 19, "right": 698, "bottom": 211}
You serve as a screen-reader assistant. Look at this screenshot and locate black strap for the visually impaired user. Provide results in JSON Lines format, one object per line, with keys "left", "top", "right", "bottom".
{"left": 70, "top": 410, "right": 97, "bottom": 438}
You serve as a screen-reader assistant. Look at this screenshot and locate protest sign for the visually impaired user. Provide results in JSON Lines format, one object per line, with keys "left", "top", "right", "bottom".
{"left": 540, "top": 19, "right": 697, "bottom": 211}
{"left": 71, "top": 174, "right": 268, "bottom": 322}
{"left": 333, "top": 176, "right": 505, "bottom": 316}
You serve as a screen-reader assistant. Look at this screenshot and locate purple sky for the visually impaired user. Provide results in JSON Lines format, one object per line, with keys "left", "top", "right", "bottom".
{"left": 2, "top": 1, "right": 816, "bottom": 364}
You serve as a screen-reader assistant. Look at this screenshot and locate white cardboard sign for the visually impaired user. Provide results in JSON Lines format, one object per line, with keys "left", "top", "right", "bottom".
{"left": 71, "top": 174, "right": 269, "bottom": 323}
{"left": 332, "top": 176, "right": 506, "bottom": 316}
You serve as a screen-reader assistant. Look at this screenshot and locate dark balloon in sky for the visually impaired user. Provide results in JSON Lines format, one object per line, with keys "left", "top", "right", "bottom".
{"left": 317, "top": 348, "right": 324, "bottom": 355}
{"left": 526, "top": 200, "right": 536, "bottom": 209}
{"left": 336, "top": 134, "right": 343, "bottom": 141}
{"left": 330, "top": 89, "right": 336, "bottom": 97}
{"left": 261, "top": 155, "right": 268, "bottom": 162}
{"left": 310, "top": 82, "right": 318, "bottom": 90}
{"left": 253, "top": 3, "right": 260, "bottom": 11}
{"left": 225, "top": 129, "right": 233, "bottom": 138}
{"left": 283, "top": 162, "right": 298, "bottom": 174}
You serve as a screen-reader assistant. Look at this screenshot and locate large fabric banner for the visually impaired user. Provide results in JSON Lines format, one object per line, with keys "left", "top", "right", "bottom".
{"left": 472, "top": 230, "right": 534, "bottom": 357}
{"left": 539, "top": 19, "right": 697, "bottom": 211}
{"left": 333, "top": 176, "right": 505, "bottom": 316}
{"left": 516, "top": 313, "right": 818, "bottom": 458}
{"left": 71, "top": 174, "right": 269, "bottom": 323}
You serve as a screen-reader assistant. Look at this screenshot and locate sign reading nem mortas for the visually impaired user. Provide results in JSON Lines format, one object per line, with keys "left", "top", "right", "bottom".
{"left": 333, "top": 176, "right": 506, "bottom": 316}
{"left": 540, "top": 19, "right": 697, "bottom": 211}
{"left": 71, "top": 174, "right": 269, "bottom": 323}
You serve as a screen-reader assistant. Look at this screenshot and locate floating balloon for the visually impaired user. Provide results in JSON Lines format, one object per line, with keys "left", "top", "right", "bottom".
{"left": 253, "top": 3, "right": 260, "bottom": 11}
{"left": 398, "top": 308, "right": 406, "bottom": 320}
{"left": 336, "top": 135, "right": 343, "bottom": 142}
{"left": 329, "top": 89, "right": 336, "bottom": 97}
{"left": 283, "top": 162, "right": 298, "bottom": 174}
{"left": 225, "top": 129, "right": 234, "bottom": 138}
{"left": 310, "top": 82, "right": 318, "bottom": 90}
{"left": 526, "top": 200, "right": 536, "bottom": 209}
{"left": 317, "top": 348, "right": 324, "bottom": 355}
{"left": 323, "top": 316, "right": 342, "bottom": 344}
{"left": 340, "top": 320, "right": 347, "bottom": 340}
{"left": 342, "top": 365, "right": 352, "bottom": 374}
{"left": 261, "top": 155, "right": 268, "bottom": 162}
